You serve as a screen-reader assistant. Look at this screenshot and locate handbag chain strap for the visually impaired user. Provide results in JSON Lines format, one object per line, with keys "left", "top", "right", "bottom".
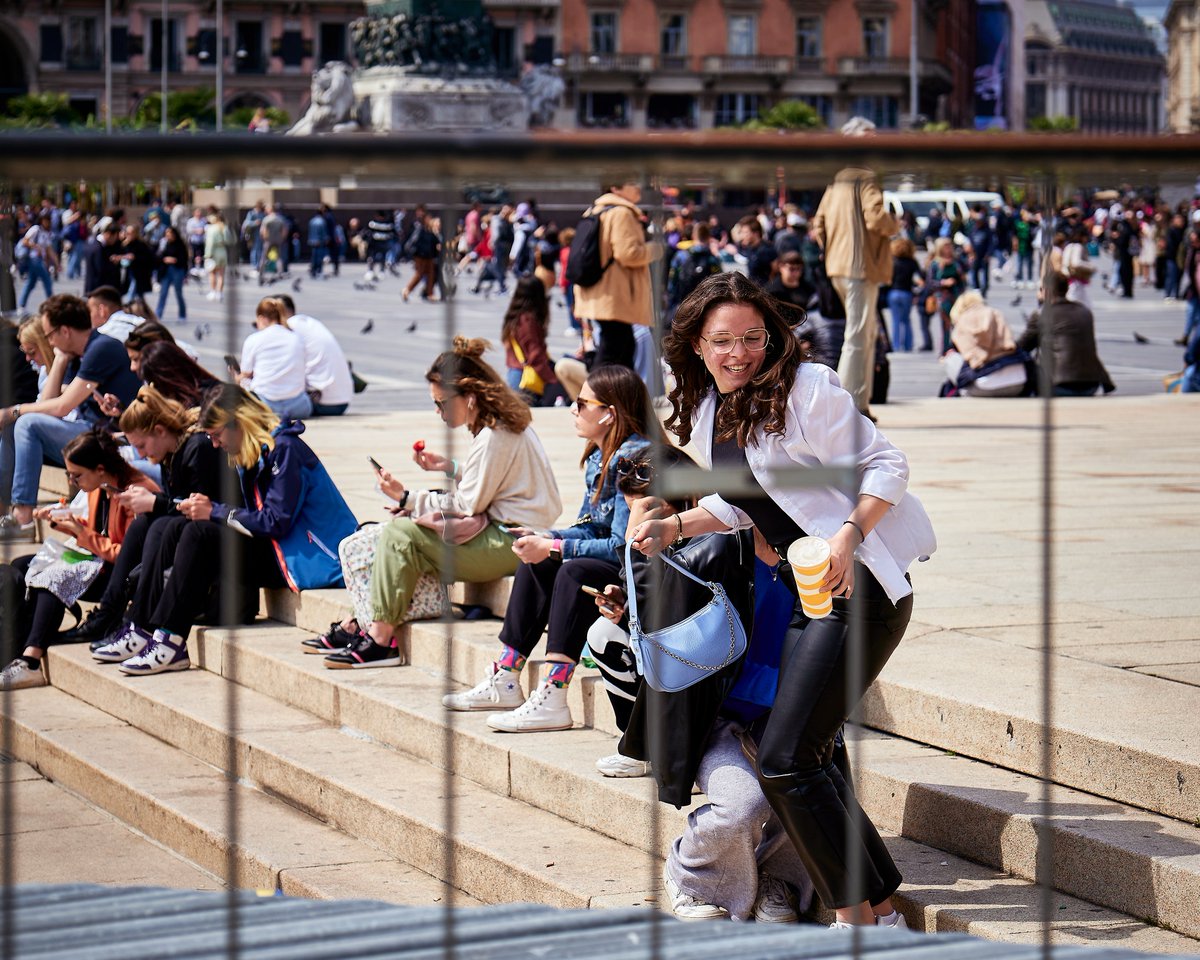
{"left": 624, "top": 540, "right": 739, "bottom": 673}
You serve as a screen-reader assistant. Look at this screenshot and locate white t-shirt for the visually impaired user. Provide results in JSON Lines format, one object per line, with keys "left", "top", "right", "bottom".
{"left": 288, "top": 313, "right": 353, "bottom": 407}
{"left": 96, "top": 310, "right": 141, "bottom": 343}
{"left": 241, "top": 323, "right": 307, "bottom": 401}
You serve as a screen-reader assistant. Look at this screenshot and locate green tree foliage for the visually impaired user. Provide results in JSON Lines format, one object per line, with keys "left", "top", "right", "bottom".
{"left": 224, "top": 105, "right": 290, "bottom": 131}
{"left": 743, "top": 100, "right": 824, "bottom": 131}
{"left": 135, "top": 88, "right": 217, "bottom": 128}
{"left": 1029, "top": 115, "right": 1079, "bottom": 132}
{"left": 0, "top": 92, "right": 82, "bottom": 129}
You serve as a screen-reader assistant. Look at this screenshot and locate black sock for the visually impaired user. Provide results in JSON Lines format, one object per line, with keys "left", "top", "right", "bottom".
{"left": 18, "top": 655, "right": 41, "bottom": 669}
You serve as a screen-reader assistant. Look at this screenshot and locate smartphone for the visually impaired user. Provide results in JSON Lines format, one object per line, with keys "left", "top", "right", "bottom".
{"left": 580, "top": 584, "right": 617, "bottom": 609}
{"left": 99, "top": 481, "right": 124, "bottom": 494}
{"left": 368, "top": 456, "right": 384, "bottom": 473}
{"left": 224, "top": 354, "right": 241, "bottom": 375}
{"left": 171, "top": 497, "right": 185, "bottom": 505}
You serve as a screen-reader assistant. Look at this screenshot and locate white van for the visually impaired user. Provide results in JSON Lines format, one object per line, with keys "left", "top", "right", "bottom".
{"left": 886, "top": 189, "right": 1005, "bottom": 231}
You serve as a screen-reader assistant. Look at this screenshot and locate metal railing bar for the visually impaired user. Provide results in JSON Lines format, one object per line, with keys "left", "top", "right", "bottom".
{"left": 657, "top": 466, "right": 860, "bottom": 501}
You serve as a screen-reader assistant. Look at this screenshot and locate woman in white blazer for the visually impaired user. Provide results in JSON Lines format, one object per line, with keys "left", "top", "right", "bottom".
{"left": 631, "top": 272, "right": 935, "bottom": 929}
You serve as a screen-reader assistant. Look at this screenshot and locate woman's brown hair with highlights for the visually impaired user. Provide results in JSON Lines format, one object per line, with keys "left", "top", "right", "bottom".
{"left": 425, "top": 336, "right": 532, "bottom": 436}
{"left": 662, "top": 271, "right": 809, "bottom": 449}
{"left": 579, "top": 363, "right": 671, "bottom": 504}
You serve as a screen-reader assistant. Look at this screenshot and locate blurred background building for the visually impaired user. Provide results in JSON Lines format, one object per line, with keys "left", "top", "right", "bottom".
{"left": 1165, "top": 0, "right": 1200, "bottom": 130}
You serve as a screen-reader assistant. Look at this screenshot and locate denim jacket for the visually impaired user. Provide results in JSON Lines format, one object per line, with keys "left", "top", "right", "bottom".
{"left": 551, "top": 433, "right": 649, "bottom": 561}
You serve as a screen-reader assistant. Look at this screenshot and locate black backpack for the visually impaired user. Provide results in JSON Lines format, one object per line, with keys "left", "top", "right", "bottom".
{"left": 676, "top": 247, "right": 721, "bottom": 303}
{"left": 565, "top": 205, "right": 616, "bottom": 288}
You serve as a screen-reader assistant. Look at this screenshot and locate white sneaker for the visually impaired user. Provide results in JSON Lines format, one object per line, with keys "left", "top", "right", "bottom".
{"left": 119, "top": 633, "right": 191, "bottom": 675}
{"left": 486, "top": 679, "right": 572, "bottom": 732}
{"left": 0, "top": 658, "right": 46, "bottom": 691}
{"left": 92, "top": 623, "right": 152, "bottom": 663}
{"left": 205, "top": 290, "right": 217, "bottom": 300}
{"left": 876, "top": 910, "right": 908, "bottom": 930}
{"left": 595, "top": 753, "right": 651, "bottom": 778}
{"left": 442, "top": 662, "right": 523, "bottom": 712}
{"left": 752, "top": 872, "right": 797, "bottom": 923}
{"left": 663, "top": 866, "right": 728, "bottom": 921}
{"left": 829, "top": 921, "right": 855, "bottom": 930}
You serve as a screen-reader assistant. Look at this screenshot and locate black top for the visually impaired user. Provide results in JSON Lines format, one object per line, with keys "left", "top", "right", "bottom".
{"left": 891, "top": 255, "right": 921, "bottom": 291}
{"left": 710, "top": 401, "right": 806, "bottom": 550}
{"left": 153, "top": 430, "right": 240, "bottom": 517}
{"left": 3, "top": 325, "right": 39, "bottom": 405}
{"left": 764, "top": 275, "right": 815, "bottom": 312}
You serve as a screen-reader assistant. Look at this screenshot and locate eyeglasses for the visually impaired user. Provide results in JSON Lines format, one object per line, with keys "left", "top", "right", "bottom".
{"left": 699, "top": 329, "right": 771, "bottom": 354}
{"left": 616, "top": 457, "right": 653, "bottom": 485}
{"left": 570, "top": 397, "right": 608, "bottom": 414}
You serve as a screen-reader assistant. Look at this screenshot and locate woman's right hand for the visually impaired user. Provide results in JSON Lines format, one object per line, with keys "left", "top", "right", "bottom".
{"left": 629, "top": 518, "right": 672, "bottom": 557}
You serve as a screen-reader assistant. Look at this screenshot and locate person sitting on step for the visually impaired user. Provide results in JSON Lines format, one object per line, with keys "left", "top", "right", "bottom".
{"left": 308, "top": 336, "right": 562, "bottom": 669}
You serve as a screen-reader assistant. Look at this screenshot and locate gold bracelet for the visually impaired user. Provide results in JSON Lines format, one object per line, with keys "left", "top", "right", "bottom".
{"left": 672, "top": 513, "right": 685, "bottom": 546}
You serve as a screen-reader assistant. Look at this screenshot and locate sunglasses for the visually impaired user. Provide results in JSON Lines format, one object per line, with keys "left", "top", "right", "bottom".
{"left": 616, "top": 457, "right": 653, "bottom": 485}
{"left": 570, "top": 396, "right": 608, "bottom": 414}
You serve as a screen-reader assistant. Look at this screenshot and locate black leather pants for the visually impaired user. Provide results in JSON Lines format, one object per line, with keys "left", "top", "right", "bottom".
{"left": 756, "top": 563, "right": 912, "bottom": 909}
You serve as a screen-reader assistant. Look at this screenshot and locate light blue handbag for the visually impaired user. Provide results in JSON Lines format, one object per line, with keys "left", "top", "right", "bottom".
{"left": 624, "top": 540, "right": 748, "bottom": 693}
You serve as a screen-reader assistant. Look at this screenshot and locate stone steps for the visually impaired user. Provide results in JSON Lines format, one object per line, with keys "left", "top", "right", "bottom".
{"left": 267, "top": 583, "right": 1200, "bottom": 827}
{"left": 0, "top": 684, "right": 479, "bottom": 907}
{"left": 31, "top": 627, "right": 1200, "bottom": 950}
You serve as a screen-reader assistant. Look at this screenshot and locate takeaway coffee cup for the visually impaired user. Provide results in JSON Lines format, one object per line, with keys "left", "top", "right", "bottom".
{"left": 787, "top": 536, "right": 832, "bottom": 619}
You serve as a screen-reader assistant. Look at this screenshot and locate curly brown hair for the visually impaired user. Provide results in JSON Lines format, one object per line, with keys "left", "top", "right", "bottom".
{"left": 425, "top": 336, "right": 531, "bottom": 436}
{"left": 663, "top": 271, "right": 808, "bottom": 448}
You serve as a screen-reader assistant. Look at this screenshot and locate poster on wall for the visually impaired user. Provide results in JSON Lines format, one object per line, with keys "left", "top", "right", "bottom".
{"left": 974, "top": 1, "right": 1011, "bottom": 130}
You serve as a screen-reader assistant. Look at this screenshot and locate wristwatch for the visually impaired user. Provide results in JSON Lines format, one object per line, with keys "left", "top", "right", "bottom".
{"left": 548, "top": 538, "right": 563, "bottom": 562}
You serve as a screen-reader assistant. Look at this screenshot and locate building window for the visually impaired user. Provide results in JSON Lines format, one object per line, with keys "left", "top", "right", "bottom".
{"left": 39, "top": 24, "right": 64, "bottom": 63}
{"left": 149, "top": 18, "right": 181, "bottom": 72}
{"left": 862, "top": 17, "right": 888, "bottom": 59}
{"left": 578, "top": 91, "right": 628, "bottom": 127}
{"left": 278, "top": 30, "right": 305, "bottom": 68}
{"left": 591, "top": 12, "right": 618, "bottom": 54}
{"left": 193, "top": 29, "right": 218, "bottom": 68}
{"left": 851, "top": 95, "right": 898, "bottom": 128}
{"left": 647, "top": 93, "right": 696, "bottom": 129}
{"left": 661, "top": 14, "right": 687, "bottom": 57}
{"left": 493, "top": 26, "right": 516, "bottom": 75}
{"left": 714, "top": 93, "right": 759, "bottom": 126}
{"left": 66, "top": 16, "right": 101, "bottom": 70}
{"left": 796, "top": 16, "right": 821, "bottom": 58}
{"left": 319, "top": 23, "right": 346, "bottom": 64}
{"left": 234, "top": 21, "right": 265, "bottom": 74}
{"left": 728, "top": 15, "right": 756, "bottom": 57}
{"left": 798, "top": 94, "right": 832, "bottom": 125}
{"left": 111, "top": 26, "right": 129, "bottom": 64}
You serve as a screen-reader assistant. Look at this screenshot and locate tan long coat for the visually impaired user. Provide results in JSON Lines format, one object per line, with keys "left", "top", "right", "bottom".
{"left": 811, "top": 167, "right": 897, "bottom": 285}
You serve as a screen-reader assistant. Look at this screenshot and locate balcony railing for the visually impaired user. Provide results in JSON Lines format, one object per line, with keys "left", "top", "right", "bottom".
{"left": 793, "top": 55, "right": 825, "bottom": 75}
{"left": 837, "top": 56, "right": 952, "bottom": 85}
{"left": 702, "top": 54, "right": 791, "bottom": 75}
{"left": 566, "top": 52, "right": 654, "bottom": 73}
{"left": 658, "top": 54, "right": 691, "bottom": 72}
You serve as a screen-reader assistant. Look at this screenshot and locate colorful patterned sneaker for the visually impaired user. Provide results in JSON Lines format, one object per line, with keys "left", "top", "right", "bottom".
{"left": 442, "top": 662, "right": 524, "bottom": 711}
{"left": 119, "top": 632, "right": 191, "bottom": 675}
{"left": 595, "top": 753, "right": 652, "bottom": 778}
{"left": 92, "top": 623, "right": 153, "bottom": 662}
{"left": 301, "top": 621, "right": 360, "bottom": 654}
{"left": 663, "top": 866, "right": 728, "bottom": 921}
{"left": 323, "top": 634, "right": 401, "bottom": 669}
{"left": 0, "top": 658, "right": 46, "bottom": 691}
{"left": 486, "top": 679, "right": 572, "bottom": 733}
{"left": 752, "top": 872, "right": 798, "bottom": 923}
{"left": 875, "top": 910, "right": 908, "bottom": 930}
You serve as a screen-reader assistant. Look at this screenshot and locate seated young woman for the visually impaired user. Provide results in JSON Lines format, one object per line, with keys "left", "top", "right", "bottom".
{"left": 69, "top": 385, "right": 234, "bottom": 646}
{"left": 0, "top": 428, "right": 157, "bottom": 690}
{"left": 442, "top": 363, "right": 666, "bottom": 733}
{"left": 94, "top": 384, "right": 356, "bottom": 676}
{"left": 309, "top": 336, "right": 562, "bottom": 669}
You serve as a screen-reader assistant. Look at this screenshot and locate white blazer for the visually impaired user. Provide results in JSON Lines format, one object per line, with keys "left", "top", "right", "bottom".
{"left": 692, "top": 363, "right": 936, "bottom": 604}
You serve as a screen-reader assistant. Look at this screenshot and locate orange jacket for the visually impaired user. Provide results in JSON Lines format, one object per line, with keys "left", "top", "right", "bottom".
{"left": 73, "top": 475, "right": 159, "bottom": 563}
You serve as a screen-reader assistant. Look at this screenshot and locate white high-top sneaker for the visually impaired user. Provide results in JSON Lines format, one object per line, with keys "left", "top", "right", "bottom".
{"left": 442, "top": 662, "right": 524, "bottom": 712}
{"left": 486, "top": 678, "right": 572, "bottom": 732}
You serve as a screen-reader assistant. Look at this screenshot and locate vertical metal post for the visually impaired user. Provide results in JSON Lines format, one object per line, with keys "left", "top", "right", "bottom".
{"left": 216, "top": 0, "right": 224, "bottom": 132}
{"left": 908, "top": 0, "right": 919, "bottom": 125}
{"left": 161, "top": 0, "right": 168, "bottom": 134}
{"left": 105, "top": 0, "right": 113, "bottom": 206}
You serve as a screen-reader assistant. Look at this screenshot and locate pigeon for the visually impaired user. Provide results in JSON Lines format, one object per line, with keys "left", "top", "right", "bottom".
{"left": 194, "top": 324, "right": 204, "bottom": 342}
{"left": 406, "top": 320, "right": 417, "bottom": 333}
{"left": 1132, "top": 331, "right": 1150, "bottom": 344}
{"left": 353, "top": 281, "right": 376, "bottom": 292}
{"left": 360, "top": 318, "right": 374, "bottom": 334}
{"left": 292, "top": 278, "right": 302, "bottom": 293}
{"left": 1011, "top": 295, "right": 1022, "bottom": 307}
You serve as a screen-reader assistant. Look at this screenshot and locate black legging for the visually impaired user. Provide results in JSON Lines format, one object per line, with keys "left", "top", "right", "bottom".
{"left": 594, "top": 320, "right": 636, "bottom": 370}
{"left": 498, "top": 556, "right": 619, "bottom": 661}
{"left": 96, "top": 512, "right": 153, "bottom": 613}
{"left": 133, "top": 516, "right": 281, "bottom": 638}
{"left": 1, "top": 555, "right": 109, "bottom": 654}
{"left": 755, "top": 564, "right": 912, "bottom": 910}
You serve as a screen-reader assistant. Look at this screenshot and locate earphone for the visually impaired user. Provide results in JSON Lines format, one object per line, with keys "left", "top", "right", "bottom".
{"left": 599, "top": 413, "right": 614, "bottom": 425}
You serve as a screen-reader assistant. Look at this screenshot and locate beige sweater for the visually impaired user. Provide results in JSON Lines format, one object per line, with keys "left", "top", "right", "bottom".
{"left": 410, "top": 425, "right": 562, "bottom": 529}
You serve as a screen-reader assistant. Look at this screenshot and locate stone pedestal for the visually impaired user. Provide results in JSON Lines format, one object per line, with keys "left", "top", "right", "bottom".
{"left": 355, "top": 70, "right": 528, "bottom": 133}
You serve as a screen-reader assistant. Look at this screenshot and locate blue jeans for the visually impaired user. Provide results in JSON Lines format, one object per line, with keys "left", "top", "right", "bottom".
{"left": 251, "top": 236, "right": 264, "bottom": 270}
{"left": 309, "top": 244, "right": 326, "bottom": 277}
{"left": 886, "top": 289, "right": 914, "bottom": 352}
{"left": 1017, "top": 251, "right": 1034, "bottom": 282}
{"left": 66, "top": 243, "right": 85, "bottom": 280}
{"left": 1164, "top": 260, "right": 1181, "bottom": 300}
{"left": 1183, "top": 365, "right": 1200, "bottom": 393}
{"left": 156, "top": 265, "right": 187, "bottom": 320}
{"left": 262, "top": 392, "right": 313, "bottom": 421}
{"left": 1184, "top": 298, "right": 1200, "bottom": 341}
{"left": 9, "top": 414, "right": 90, "bottom": 506}
{"left": 19, "top": 259, "right": 53, "bottom": 310}
{"left": 970, "top": 258, "right": 990, "bottom": 298}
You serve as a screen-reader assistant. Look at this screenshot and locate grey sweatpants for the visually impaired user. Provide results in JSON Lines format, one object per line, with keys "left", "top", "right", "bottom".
{"left": 666, "top": 718, "right": 815, "bottom": 921}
